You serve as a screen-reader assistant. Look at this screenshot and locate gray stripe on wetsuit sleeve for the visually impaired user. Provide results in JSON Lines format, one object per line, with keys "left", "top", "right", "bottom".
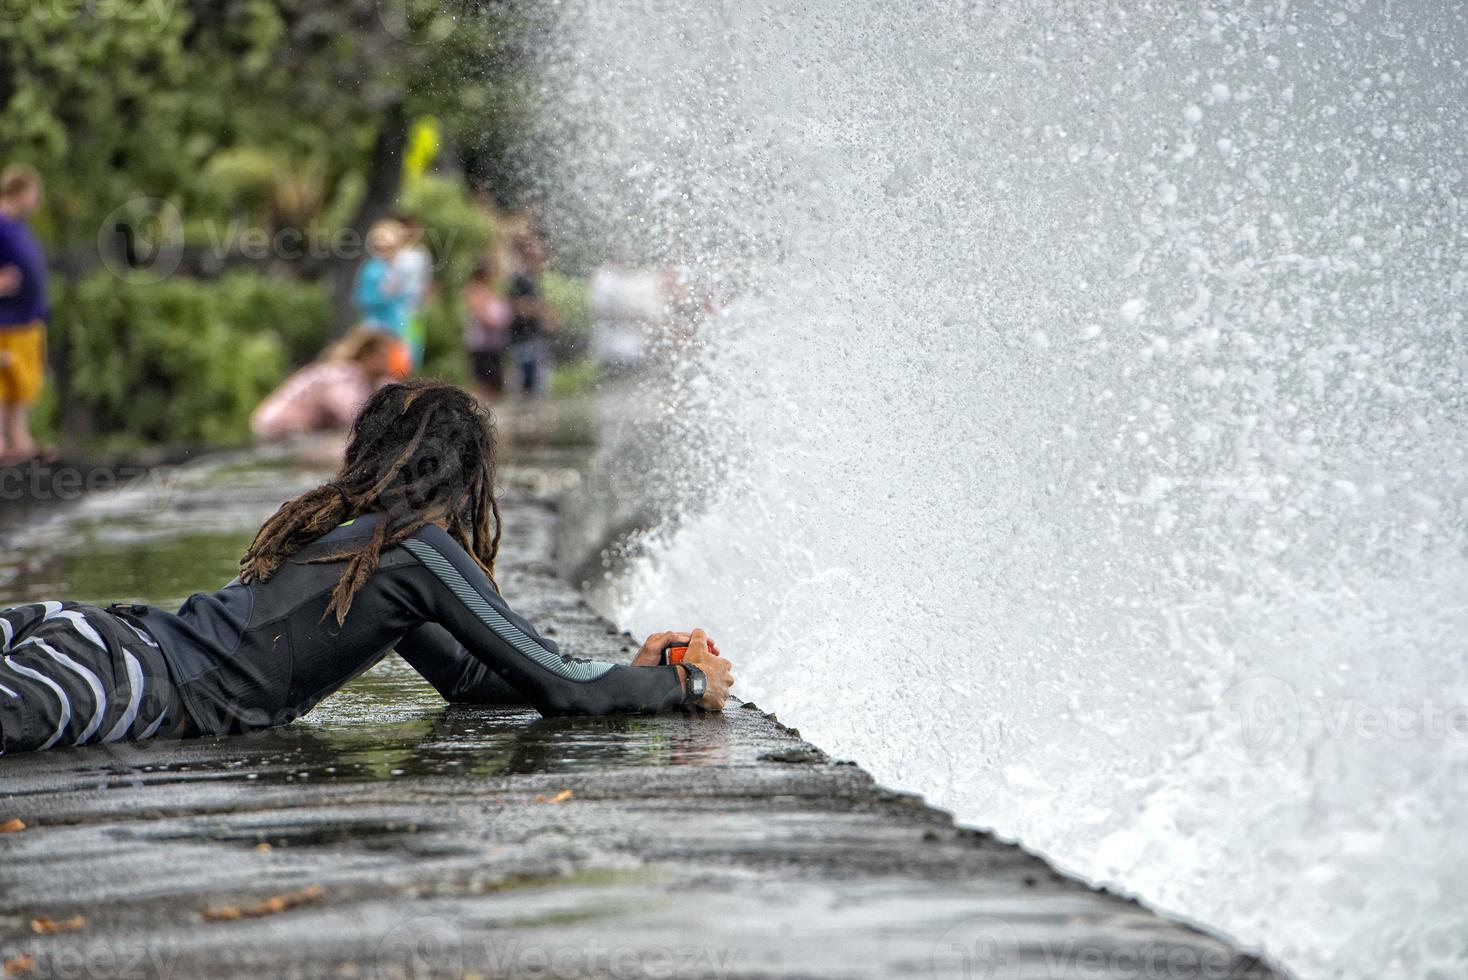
{"left": 401, "top": 537, "right": 614, "bottom": 683}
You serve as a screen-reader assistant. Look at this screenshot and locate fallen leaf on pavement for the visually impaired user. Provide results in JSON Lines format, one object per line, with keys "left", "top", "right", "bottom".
{"left": 202, "top": 884, "right": 325, "bottom": 922}
{"left": 3, "top": 954, "right": 35, "bottom": 976}
{"left": 532, "top": 790, "right": 574, "bottom": 804}
{"left": 0, "top": 819, "right": 26, "bottom": 834}
{"left": 30, "top": 916, "right": 85, "bottom": 935}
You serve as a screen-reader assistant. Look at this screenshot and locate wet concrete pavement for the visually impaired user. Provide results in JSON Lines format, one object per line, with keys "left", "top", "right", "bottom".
{"left": 0, "top": 450, "right": 1284, "bottom": 979}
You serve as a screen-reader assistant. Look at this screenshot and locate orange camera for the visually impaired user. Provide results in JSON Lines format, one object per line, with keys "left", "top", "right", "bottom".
{"left": 660, "top": 635, "right": 719, "bottom": 665}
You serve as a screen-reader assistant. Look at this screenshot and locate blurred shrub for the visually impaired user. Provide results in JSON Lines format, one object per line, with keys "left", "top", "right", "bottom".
{"left": 549, "top": 359, "right": 601, "bottom": 397}
{"left": 401, "top": 175, "right": 496, "bottom": 288}
{"left": 419, "top": 295, "right": 470, "bottom": 385}
{"left": 400, "top": 175, "right": 497, "bottom": 384}
{"left": 49, "top": 271, "right": 331, "bottom": 445}
{"left": 542, "top": 271, "right": 589, "bottom": 361}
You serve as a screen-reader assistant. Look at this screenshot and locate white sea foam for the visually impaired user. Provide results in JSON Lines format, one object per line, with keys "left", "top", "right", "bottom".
{"left": 535, "top": 4, "right": 1468, "bottom": 977}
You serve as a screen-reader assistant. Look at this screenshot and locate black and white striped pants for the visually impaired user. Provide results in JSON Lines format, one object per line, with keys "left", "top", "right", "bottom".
{"left": 0, "top": 602, "right": 187, "bottom": 755}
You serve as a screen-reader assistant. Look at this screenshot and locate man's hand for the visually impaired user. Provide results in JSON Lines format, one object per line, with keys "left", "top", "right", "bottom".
{"left": 0, "top": 266, "right": 20, "bottom": 298}
{"left": 680, "top": 629, "right": 733, "bottom": 710}
{"left": 631, "top": 629, "right": 722, "bottom": 667}
{"left": 632, "top": 628, "right": 734, "bottom": 710}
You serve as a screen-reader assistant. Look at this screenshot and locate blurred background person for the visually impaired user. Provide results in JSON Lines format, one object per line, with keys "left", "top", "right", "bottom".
{"left": 352, "top": 219, "right": 413, "bottom": 357}
{"left": 587, "top": 259, "right": 664, "bottom": 373}
{"left": 508, "top": 232, "right": 557, "bottom": 398}
{"left": 0, "top": 164, "right": 49, "bottom": 464}
{"left": 462, "top": 253, "right": 512, "bottom": 402}
{"left": 393, "top": 213, "right": 434, "bottom": 369}
{"left": 250, "top": 328, "right": 406, "bottom": 444}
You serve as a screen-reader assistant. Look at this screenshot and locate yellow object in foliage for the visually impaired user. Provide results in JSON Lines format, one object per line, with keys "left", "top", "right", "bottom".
{"left": 403, "top": 117, "right": 441, "bottom": 187}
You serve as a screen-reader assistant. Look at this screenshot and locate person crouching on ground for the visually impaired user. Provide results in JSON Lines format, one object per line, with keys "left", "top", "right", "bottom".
{"left": 0, "top": 164, "right": 50, "bottom": 464}
{"left": 250, "top": 328, "right": 409, "bottom": 444}
{"left": 0, "top": 380, "right": 733, "bottom": 755}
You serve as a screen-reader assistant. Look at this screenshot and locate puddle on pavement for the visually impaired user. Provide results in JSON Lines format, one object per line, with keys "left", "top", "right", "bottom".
{"left": 0, "top": 441, "right": 727, "bottom": 783}
{"left": 44, "top": 693, "right": 732, "bottom": 789}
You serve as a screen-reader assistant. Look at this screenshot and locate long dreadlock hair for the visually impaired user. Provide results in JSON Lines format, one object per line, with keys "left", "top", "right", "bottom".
{"left": 240, "top": 380, "right": 502, "bottom": 624}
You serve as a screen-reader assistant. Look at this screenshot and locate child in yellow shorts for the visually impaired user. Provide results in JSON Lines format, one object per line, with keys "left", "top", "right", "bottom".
{"left": 0, "top": 163, "right": 49, "bottom": 463}
{"left": 0, "top": 322, "right": 45, "bottom": 401}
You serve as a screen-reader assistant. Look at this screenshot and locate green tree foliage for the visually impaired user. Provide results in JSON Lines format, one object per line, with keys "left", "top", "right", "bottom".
{"left": 0, "top": 0, "right": 539, "bottom": 444}
{"left": 0, "top": 3, "right": 194, "bottom": 259}
{"left": 542, "top": 269, "right": 589, "bottom": 359}
{"left": 0, "top": 0, "right": 532, "bottom": 260}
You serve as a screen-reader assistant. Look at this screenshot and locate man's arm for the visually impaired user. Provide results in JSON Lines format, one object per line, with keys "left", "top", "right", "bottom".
{"left": 396, "top": 526, "right": 687, "bottom": 716}
{"left": 395, "top": 622, "right": 528, "bottom": 705}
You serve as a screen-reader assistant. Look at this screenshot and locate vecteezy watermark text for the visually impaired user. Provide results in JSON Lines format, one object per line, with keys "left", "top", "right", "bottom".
{"left": 1210, "top": 674, "right": 1468, "bottom": 765}
{"left": 931, "top": 915, "right": 1276, "bottom": 980}
{"left": 195, "top": 220, "right": 459, "bottom": 268}
{"left": 482, "top": 939, "right": 738, "bottom": 980}
{"left": 96, "top": 197, "right": 460, "bottom": 284}
{"left": 0, "top": 941, "right": 181, "bottom": 980}
{"left": 0, "top": 464, "right": 179, "bottom": 505}
{"left": 374, "top": 917, "right": 739, "bottom": 980}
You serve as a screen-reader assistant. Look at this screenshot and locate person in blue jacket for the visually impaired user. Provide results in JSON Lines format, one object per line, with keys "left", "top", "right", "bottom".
{"left": 0, "top": 164, "right": 50, "bottom": 463}
{"left": 353, "top": 220, "right": 415, "bottom": 355}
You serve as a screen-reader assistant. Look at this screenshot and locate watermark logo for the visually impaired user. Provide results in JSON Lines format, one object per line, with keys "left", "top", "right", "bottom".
{"left": 1210, "top": 675, "right": 1299, "bottom": 766}
{"left": 371, "top": 0, "right": 466, "bottom": 46}
{"left": 97, "top": 198, "right": 184, "bottom": 284}
{"left": 371, "top": 0, "right": 417, "bottom": 43}
{"left": 374, "top": 915, "right": 463, "bottom": 979}
{"left": 931, "top": 915, "right": 1020, "bottom": 980}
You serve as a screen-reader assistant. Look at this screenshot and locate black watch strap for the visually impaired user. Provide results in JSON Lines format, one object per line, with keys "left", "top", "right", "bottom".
{"left": 679, "top": 662, "right": 707, "bottom": 708}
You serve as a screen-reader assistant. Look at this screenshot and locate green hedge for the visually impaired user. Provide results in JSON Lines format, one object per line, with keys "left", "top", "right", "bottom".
{"left": 419, "top": 295, "right": 470, "bottom": 384}
{"left": 48, "top": 271, "right": 331, "bottom": 445}
{"left": 543, "top": 270, "right": 590, "bottom": 362}
{"left": 400, "top": 175, "right": 496, "bottom": 288}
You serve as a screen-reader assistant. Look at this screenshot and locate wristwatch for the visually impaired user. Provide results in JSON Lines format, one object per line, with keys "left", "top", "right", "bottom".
{"left": 680, "top": 662, "right": 707, "bottom": 709}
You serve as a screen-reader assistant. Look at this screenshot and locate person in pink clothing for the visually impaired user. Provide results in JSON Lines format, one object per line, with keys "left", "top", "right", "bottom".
{"left": 251, "top": 329, "right": 404, "bottom": 443}
{"left": 462, "top": 255, "right": 512, "bottom": 401}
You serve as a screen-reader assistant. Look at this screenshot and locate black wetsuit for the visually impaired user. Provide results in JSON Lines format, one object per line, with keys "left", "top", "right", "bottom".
{"left": 0, "top": 514, "right": 685, "bottom": 753}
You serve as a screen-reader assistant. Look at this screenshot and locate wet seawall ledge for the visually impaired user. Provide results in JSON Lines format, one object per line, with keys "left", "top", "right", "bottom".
{"left": 0, "top": 490, "right": 1287, "bottom": 979}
